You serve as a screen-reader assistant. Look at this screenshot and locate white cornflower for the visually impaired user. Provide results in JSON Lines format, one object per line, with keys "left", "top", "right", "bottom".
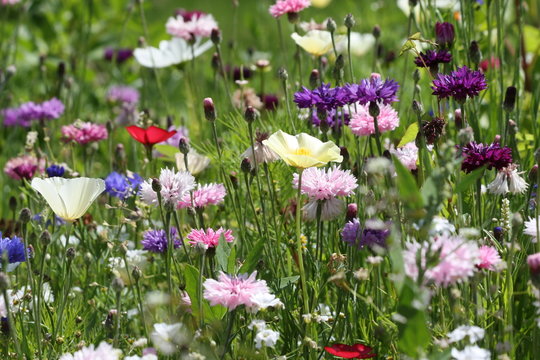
{"left": 248, "top": 319, "right": 267, "bottom": 331}
{"left": 487, "top": 164, "right": 528, "bottom": 195}
{"left": 447, "top": 325, "right": 485, "bottom": 344}
{"left": 254, "top": 329, "right": 280, "bottom": 349}
{"left": 451, "top": 345, "right": 490, "bottom": 360}
{"left": 150, "top": 322, "right": 191, "bottom": 355}
{"left": 524, "top": 216, "right": 540, "bottom": 243}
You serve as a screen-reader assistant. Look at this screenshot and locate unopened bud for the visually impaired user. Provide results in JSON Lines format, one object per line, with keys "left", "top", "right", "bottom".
{"left": 529, "top": 165, "right": 538, "bottom": 183}
{"left": 66, "top": 247, "right": 76, "bottom": 260}
{"left": 346, "top": 203, "right": 357, "bottom": 221}
{"left": 210, "top": 28, "right": 221, "bottom": 45}
{"left": 178, "top": 138, "right": 190, "bottom": 155}
{"left": 203, "top": 98, "right": 216, "bottom": 122}
{"left": 326, "top": 18, "right": 337, "bottom": 33}
{"left": 19, "top": 208, "right": 32, "bottom": 224}
{"left": 9, "top": 197, "right": 17, "bottom": 212}
{"left": 413, "top": 69, "right": 420, "bottom": 83}
{"left": 469, "top": 41, "right": 481, "bottom": 65}
{"left": 503, "top": 86, "right": 517, "bottom": 113}
{"left": 287, "top": 11, "right": 299, "bottom": 24}
{"left": 241, "top": 158, "right": 252, "bottom": 174}
{"left": 40, "top": 231, "right": 51, "bottom": 246}
{"left": 372, "top": 25, "right": 381, "bottom": 39}
{"left": 527, "top": 253, "right": 540, "bottom": 288}
{"left": 368, "top": 102, "right": 380, "bottom": 118}
{"left": 57, "top": 61, "right": 66, "bottom": 79}
{"left": 493, "top": 134, "right": 501, "bottom": 144}
{"left": 151, "top": 178, "right": 161, "bottom": 193}
{"left": 335, "top": 54, "right": 345, "bottom": 70}
{"left": 229, "top": 172, "right": 239, "bottom": 189}
{"left": 244, "top": 106, "right": 259, "bottom": 123}
{"left": 344, "top": 14, "right": 355, "bottom": 29}
{"left": 278, "top": 67, "right": 288, "bottom": 81}
{"left": 132, "top": 266, "right": 142, "bottom": 281}
{"left": 309, "top": 69, "right": 319, "bottom": 89}
{"left": 340, "top": 146, "right": 349, "bottom": 164}
{"left": 454, "top": 108, "right": 463, "bottom": 128}
{"left": 412, "top": 100, "right": 423, "bottom": 115}
{"left": 112, "top": 277, "right": 125, "bottom": 293}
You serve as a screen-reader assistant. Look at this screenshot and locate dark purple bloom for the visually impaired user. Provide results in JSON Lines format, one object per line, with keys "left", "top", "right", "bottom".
{"left": 224, "top": 65, "right": 252, "bottom": 82}
{"left": 435, "top": 22, "right": 455, "bottom": 48}
{"left": 341, "top": 219, "right": 390, "bottom": 250}
{"left": 414, "top": 50, "right": 452, "bottom": 68}
{"left": 0, "top": 232, "right": 27, "bottom": 265}
{"left": 142, "top": 228, "right": 181, "bottom": 253}
{"left": 345, "top": 75, "right": 400, "bottom": 105}
{"left": 262, "top": 94, "right": 279, "bottom": 111}
{"left": 461, "top": 142, "right": 512, "bottom": 173}
{"left": 432, "top": 66, "right": 487, "bottom": 103}
{"left": 422, "top": 116, "right": 446, "bottom": 145}
{"left": 104, "top": 48, "right": 134, "bottom": 64}
{"left": 46, "top": 165, "right": 65, "bottom": 177}
{"left": 105, "top": 171, "right": 143, "bottom": 200}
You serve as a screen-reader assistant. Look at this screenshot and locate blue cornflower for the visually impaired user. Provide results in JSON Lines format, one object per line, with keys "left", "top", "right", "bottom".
{"left": 46, "top": 164, "right": 65, "bottom": 177}
{"left": 105, "top": 171, "right": 143, "bottom": 200}
{"left": 0, "top": 232, "right": 28, "bottom": 268}
{"left": 341, "top": 219, "right": 390, "bottom": 250}
{"left": 141, "top": 228, "right": 181, "bottom": 253}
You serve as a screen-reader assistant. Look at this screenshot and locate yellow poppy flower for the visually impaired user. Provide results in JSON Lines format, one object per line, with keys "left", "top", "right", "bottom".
{"left": 311, "top": 0, "right": 332, "bottom": 8}
{"left": 263, "top": 130, "right": 343, "bottom": 169}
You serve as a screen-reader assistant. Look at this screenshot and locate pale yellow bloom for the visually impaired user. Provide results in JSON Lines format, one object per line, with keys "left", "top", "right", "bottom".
{"left": 263, "top": 130, "right": 342, "bottom": 169}
{"left": 311, "top": 0, "right": 332, "bottom": 8}
{"left": 31, "top": 177, "right": 105, "bottom": 221}
{"left": 175, "top": 150, "right": 210, "bottom": 175}
{"left": 291, "top": 30, "right": 335, "bottom": 57}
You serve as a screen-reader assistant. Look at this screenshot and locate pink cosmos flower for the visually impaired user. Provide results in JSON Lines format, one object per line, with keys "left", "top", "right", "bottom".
{"left": 203, "top": 271, "right": 272, "bottom": 310}
{"left": 178, "top": 183, "right": 226, "bottom": 209}
{"left": 404, "top": 235, "right": 479, "bottom": 287}
{"left": 4, "top": 155, "right": 45, "bottom": 180}
{"left": 390, "top": 142, "right": 418, "bottom": 170}
{"left": 292, "top": 166, "right": 357, "bottom": 201}
{"left": 166, "top": 13, "right": 218, "bottom": 40}
{"left": 187, "top": 227, "right": 234, "bottom": 249}
{"left": 269, "top": 0, "right": 311, "bottom": 18}
{"left": 61, "top": 121, "right": 108, "bottom": 145}
{"left": 349, "top": 102, "right": 400, "bottom": 136}
{"left": 476, "top": 245, "right": 502, "bottom": 271}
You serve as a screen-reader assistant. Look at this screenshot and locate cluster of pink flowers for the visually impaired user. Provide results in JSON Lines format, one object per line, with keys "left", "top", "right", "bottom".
{"left": 4, "top": 154, "right": 44, "bottom": 180}
{"left": 269, "top": 0, "right": 311, "bottom": 18}
{"left": 187, "top": 227, "right": 234, "bottom": 249}
{"left": 349, "top": 102, "right": 400, "bottom": 137}
{"left": 404, "top": 235, "right": 480, "bottom": 287}
{"left": 166, "top": 12, "right": 218, "bottom": 40}
{"left": 61, "top": 121, "right": 108, "bottom": 145}
{"left": 178, "top": 183, "right": 226, "bottom": 209}
{"left": 292, "top": 166, "right": 357, "bottom": 221}
{"left": 203, "top": 271, "right": 281, "bottom": 311}
{"left": 390, "top": 142, "right": 418, "bottom": 170}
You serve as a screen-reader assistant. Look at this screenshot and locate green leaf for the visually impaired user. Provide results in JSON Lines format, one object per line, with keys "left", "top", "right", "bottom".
{"left": 215, "top": 235, "right": 232, "bottom": 273}
{"left": 396, "top": 279, "right": 430, "bottom": 357}
{"left": 393, "top": 156, "right": 423, "bottom": 210}
{"left": 182, "top": 264, "right": 226, "bottom": 322}
{"left": 398, "top": 122, "right": 419, "bottom": 147}
{"left": 409, "top": 32, "right": 422, "bottom": 40}
{"left": 454, "top": 167, "right": 485, "bottom": 194}
{"left": 399, "top": 40, "right": 416, "bottom": 56}
{"left": 239, "top": 239, "right": 265, "bottom": 274}
{"left": 154, "top": 144, "right": 179, "bottom": 158}
{"left": 277, "top": 276, "right": 300, "bottom": 289}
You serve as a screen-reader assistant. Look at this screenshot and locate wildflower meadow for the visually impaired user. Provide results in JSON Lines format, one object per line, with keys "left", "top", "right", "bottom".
{"left": 1, "top": 0, "right": 540, "bottom": 359}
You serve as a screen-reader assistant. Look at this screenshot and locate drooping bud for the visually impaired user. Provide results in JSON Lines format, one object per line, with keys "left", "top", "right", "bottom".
{"left": 435, "top": 22, "right": 455, "bottom": 48}
{"left": 344, "top": 14, "right": 355, "bottom": 29}
{"left": 241, "top": 158, "right": 252, "bottom": 174}
{"left": 503, "top": 86, "right": 517, "bottom": 113}
{"left": 203, "top": 98, "right": 216, "bottom": 122}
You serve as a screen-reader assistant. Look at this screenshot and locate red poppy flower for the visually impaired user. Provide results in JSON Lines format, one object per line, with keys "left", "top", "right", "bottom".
{"left": 324, "top": 343, "right": 376, "bottom": 359}
{"left": 126, "top": 125, "right": 176, "bottom": 147}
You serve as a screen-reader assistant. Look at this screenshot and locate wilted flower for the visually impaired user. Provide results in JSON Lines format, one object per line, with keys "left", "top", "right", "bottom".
{"left": 487, "top": 164, "right": 528, "bottom": 195}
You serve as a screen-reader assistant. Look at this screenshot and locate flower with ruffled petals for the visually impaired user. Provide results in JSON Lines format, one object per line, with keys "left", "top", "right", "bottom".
{"left": 349, "top": 102, "right": 400, "bottom": 136}
{"left": 140, "top": 168, "right": 195, "bottom": 207}
{"left": 203, "top": 271, "right": 273, "bottom": 310}
{"left": 61, "top": 121, "right": 108, "bottom": 145}
{"left": 524, "top": 217, "right": 540, "bottom": 243}
{"left": 46, "top": 164, "right": 65, "bottom": 178}
{"left": 345, "top": 75, "right": 400, "bottom": 105}
{"left": 4, "top": 155, "right": 45, "bottom": 180}
{"left": 187, "top": 228, "right": 234, "bottom": 249}
{"left": 269, "top": 0, "right": 310, "bottom": 18}
{"left": 142, "top": 228, "right": 181, "bottom": 253}
{"left": 461, "top": 142, "right": 512, "bottom": 173}
{"left": 476, "top": 245, "right": 502, "bottom": 271}
{"left": 0, "top": 232, "right": 28, "bottom": 272}
{"left": 487, "top": 164, "right": 528, "bottom": 195}
{"left": 2, "top": 98, "right": 64, "bottom": 127}
{"left": 432, "top": 66, "right": 487, "bottom": 103}
{"left": 105, "top": 171, "right": 143, "bottom": 200}
{"left": 293, "top": 166, "right": 357, "bottom": 200}
{"left": 59, "top": 342, "right": 122, "bottom": 360}
{"left": 414, "top": 49, "right": 452, "bottom": 69}
{"left": 390, "top": 142, "right": 418, "bottom": 170}
{"left": 178, "top": 183, "right": 226, "bottom": 209}
{"left": 166, "top": 12, "right": 218, "bottom": 40}
{"left": 341, "top": 218, "right": 390, "bottom": 250}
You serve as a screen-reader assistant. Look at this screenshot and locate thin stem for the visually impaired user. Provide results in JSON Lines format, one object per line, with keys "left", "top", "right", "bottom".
{"left": 2, "top": 288, "right": 22, "bottom": 359}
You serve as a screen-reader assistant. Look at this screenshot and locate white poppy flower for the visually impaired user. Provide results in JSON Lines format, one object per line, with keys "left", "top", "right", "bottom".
{"left": 134, "top": 37, "right": 212, "bottom": 68}
{"left": 31, "top": 177, "right": 105, "bottom": 222}
{"left": 175, "top": 150, "right": 210, "bottom": 175}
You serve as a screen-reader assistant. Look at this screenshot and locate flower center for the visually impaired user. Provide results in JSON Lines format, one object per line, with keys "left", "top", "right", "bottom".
{"left": 295, "top": 147, "right": 312, "bottom": 156}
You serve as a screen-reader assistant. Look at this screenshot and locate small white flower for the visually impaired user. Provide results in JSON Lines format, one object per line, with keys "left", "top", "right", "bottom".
{"left": 254, "top": 329, "right": 280, "bottom": 349}
{"left": 150, "top": 322, "right": 191, "bottom": 355}
{"left": 487, "top": 164, "right": 528, "bottom": 195}
{"left": 447, "top": 325, "right": 485, "bottom": 344}
{"left": 134, "top": 37, "right": 212, "bottom": 68}
{"left": 523, "top": 217, "right": 540, "bottom": 243}
{"left": 248, "top": 319, "right": 267, "bottom": 331}
{"left": 133, "top": 337, "right": 148, "bottom": 347}
{"left": 429, "top": 216, "right": 456, "bottom": 236}
{"left": 451, "top": 345, "right": 490, "bottom": 360}
{"left": 248, "top": 292, "right": 284, "bottom": 313}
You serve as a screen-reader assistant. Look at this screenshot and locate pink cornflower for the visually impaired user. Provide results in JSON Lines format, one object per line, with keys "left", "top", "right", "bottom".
{"left": 140, "top": 168, "right": 195, "bottom": 207}
{"left": 203, "top": 271, "right": 271, "bottom": 310}
{"left": 390, "top": 142, "right": 418, "bottom": 170}
{"left": 178, "top": 183, "right": 226, "bottom": 209}
{"left": 187, "top": 227, "right": 234, "bottom": 249}
{"left": 293, "top": 166, "right": 357, "bottom": 201}
{"left": 61, "top": 121, "right": 108, "bottom": 145}
{"left": 269, "top": 0, "right": 311, "bottom": 18}
{"left": 1, "top": 0, "right": 21, "bottom": 5}
{"left": 4, "top": 155, "right": 44, "bottom": 180}
{"left": 476, "top": 245, "right": 502, "bottom": 271}
{"left": 349, "top": 102, "right": 400, "bottom": 137}
{"left": 166, "top": 13, "right": 218, "bottom": 40}
{"left": 404, "top": 235, "right": 479, "bottom": 287}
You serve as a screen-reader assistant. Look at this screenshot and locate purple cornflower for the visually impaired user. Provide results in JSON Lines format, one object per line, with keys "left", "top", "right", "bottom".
{"left": 107, "top": 86, "right": 140, "bottom": 104}
{"left": 461, "top": 142, "right": 513, "bottom": 173}
{"left": 432, "top": 66, "right": 487, "bottom": 103}
{"left": 341, "top": 219, "right": 390, "bottom": 250}
{"left": 344, "top": 75, "right": 400, "bottom": 105}
{"left": 435, "top": 22, "right": 455, "bottom": 48}
{"left": 414, "top": 50, "right": 452, "bottom": 69}
{"left": 2, "top": 98, "right": 64, "bottom": 127}
{"left": 141, "top": 228, "right": 181, "bottom": 253}
{"left": 104, "top": 171, "right": 143, "bottom": 200}
{"left": 46, "top": 164, "right": 65, "bottom": 177}
{"left": 0, "top": 232, "right": 27, "bottom": 266}
{"left": 294, "top": 83, "right": 348, "bottom": 111}
{"left": 104, "top": 48, "right": 134, "bottom": 64}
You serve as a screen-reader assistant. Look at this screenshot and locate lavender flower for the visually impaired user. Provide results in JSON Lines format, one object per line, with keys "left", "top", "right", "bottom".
{"left": 461, "top": 142, "right": 513, "bottom": 173}
{"left": 142, "top": 228, "right": 181, "bottom": 253}
{"left": 341, "top": 219, "right": 390, "bottom": 250}
{"left": 2, "top": 98, "right": 65, "bottom": 127}
{"left": 432, "top": 66, "right": 487, "bottom": 103}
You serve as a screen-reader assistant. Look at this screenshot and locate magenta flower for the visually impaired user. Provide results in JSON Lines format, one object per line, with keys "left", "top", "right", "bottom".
{"left": 476, "top": 245, "right": 502, "bottom": 271}
{"left": 178, "top": 183, "right": 226, "bottom": 209}
{"left": 269, "top": 0, "right": 310, "bottom": 18}
{"left": 349, "top": 102, "right": 400, "bottom": 136}
{"left": 4, "top": 155, "right": 45, "bottom": 181}
{"left": 461, "top": 142, "right": 512, "bottom": 173}
{"left": 203, "top": 271, "right": 271, "bottom": 310}
{"left": 187, "top": 227, "right": 234, "bottom": 249}
{"left": 61, "top": 121, "right": 108, "bottom": 145}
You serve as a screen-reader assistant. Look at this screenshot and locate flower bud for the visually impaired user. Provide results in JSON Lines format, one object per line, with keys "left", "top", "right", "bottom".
{"left": 528, "top": 253, "right": 540, "bottom": 288}
{"left": 151, "top": 178, "right": 161, "bottom": 193}
{"left": 454, "top": 108, "right": 463, "bottom": 128}
{"left": 335, "top": 54, "right": 345, "bottom": 70}
{"left": 211, "top": 52, "right": 220, "bottom": 71}
{"left": 132, "top": 266, "right": 142, "bottom": 281}
{"left": 287, "top": 11, "right": 299, "bottom": 24}
{"left": 210, "top": 28, "right": 221, "bottom": 45}
{"left": 244, "top": 106, "right": 259, "bottom": 123}
{"left": 9, "top": 196, "right": 17, "bottom": 213}
{"left": 40, "top": 230, "right": 51, "bottom": 246}
{"left": 372, "top": 25, "right": 381, "bottom": 39}
{"left": 278, "top": 67, "right": 288, "bottom": 81}
{"left": 203, "top": 98, "right": 216, "bottom": 122}
{"left": 344, "top": 14, "right": 355, "bottom": 29}
{"left": 493, "top": 226, "right": 504, "bottom": 242}
{"left": 112, "top": 277, "right": 125, "bottom": 293}
{"left": 241, "top": 158, "right": 252, "bottom": 174}
{"left": 309, "top": 69, "right": 319, "bottom": 89}
{"left": 326, "top": 18, "right": 337, "bottom": 33}
{"left": 469, "top": 41, "right": 481, "bottom": 65}
{"left": 178, "top": 138, "right": 190, "bottom": 155}
{"left": 66, "top": 247, "right": 76, "bottom": 260}
{"left": 57, "top": 61, "right": 66, "bottom": 79}
{"left": 368, "top": 102, "right": 380, "bottom": 118}
{"left": 19, "top": 208, "right": 32, "bottom": 224}
{"left": 346, "top": 203, "right": 357, "bottom": 222}
{"left": 503, "top": 86, "right": 517, "bottom": 113}
{"left": 528, "top": 165, "right": 538, "bottom": 183}
{"left": 435, "top": 22, "right": 455, "bottom": 48}
{"left": 229, "top": 171, "right": 239, "bottom": 189}
{"left": 412, "top": 100, "right": 423, "bottom": 115}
